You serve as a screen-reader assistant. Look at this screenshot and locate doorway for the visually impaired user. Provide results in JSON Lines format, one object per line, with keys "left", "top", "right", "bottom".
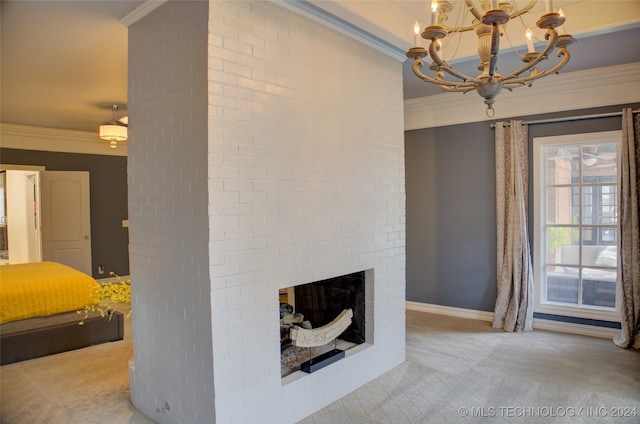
{"left": 0, "top": 167, "right": 43, "bottom": 264}
{"left": 0, "top": 165, "right": 92, "bottom": 274}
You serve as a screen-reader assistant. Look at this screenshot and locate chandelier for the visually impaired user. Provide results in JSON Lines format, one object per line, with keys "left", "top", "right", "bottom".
{"left": 406, "top": 0, "right": 575, "bottom": 116}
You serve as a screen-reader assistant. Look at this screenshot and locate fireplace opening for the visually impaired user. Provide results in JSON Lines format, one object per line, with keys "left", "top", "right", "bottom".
{"left": 280, "top": 270, "right": 366, "bottom": 378}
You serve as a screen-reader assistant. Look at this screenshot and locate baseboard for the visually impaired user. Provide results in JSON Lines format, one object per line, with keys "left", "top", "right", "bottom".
{"left": 405, "top": 301, "right": 619, "bottom": 339}
{"left": 405, "top": 301, "right": 494, "bottom": 322}
{"left": 532, "top": 318, "right": 618, "bottom": 339}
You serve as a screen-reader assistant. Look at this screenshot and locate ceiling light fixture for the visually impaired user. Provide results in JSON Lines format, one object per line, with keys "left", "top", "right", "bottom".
{"left": 406, "top": 0, "right": 575, "bottom": 117}
{"left": 99, "top": 104, "right": 128, "bottom": 149}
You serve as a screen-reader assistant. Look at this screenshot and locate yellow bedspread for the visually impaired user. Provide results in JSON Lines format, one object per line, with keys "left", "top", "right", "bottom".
{"left": 0, "top": 262, "right": 99, "bottom": 324}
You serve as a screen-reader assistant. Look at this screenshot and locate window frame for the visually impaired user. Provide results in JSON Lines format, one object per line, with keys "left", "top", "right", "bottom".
{"left": 532, "top": 130, "right": 622, "bottom": 322}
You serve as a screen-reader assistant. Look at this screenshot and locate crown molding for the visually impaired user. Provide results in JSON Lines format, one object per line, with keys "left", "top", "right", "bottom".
{"left": 280, "top": 0, "right": 408, "bottom": 61}
{"left": 120, "top": 0, "right": 169, "bottom": 27}
{"left": 123, "top": 0, "right": 407, "bottom": 60}
{"left": 0, "top": 123, "right": 127, "bottom": 156}
{"left": 404, "top": 61, "right": 640, "bottom": 130}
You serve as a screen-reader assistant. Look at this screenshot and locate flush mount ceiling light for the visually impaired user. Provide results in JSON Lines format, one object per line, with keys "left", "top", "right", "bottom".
{"left": 406, "top": 0, "right": 575, "bottom": 116}
{"left": 99, "top": 104, "right": 128, "bottom": 149}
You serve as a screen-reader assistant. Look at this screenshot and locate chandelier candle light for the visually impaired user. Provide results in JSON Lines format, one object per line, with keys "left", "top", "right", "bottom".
{"left": 407, "top": 0, "right": 575, "bottom": 116}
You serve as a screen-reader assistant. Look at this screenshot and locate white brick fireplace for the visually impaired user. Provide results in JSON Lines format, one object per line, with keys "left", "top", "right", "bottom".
{"left": 127, "top": 1, "right": 406, "bottom": 423}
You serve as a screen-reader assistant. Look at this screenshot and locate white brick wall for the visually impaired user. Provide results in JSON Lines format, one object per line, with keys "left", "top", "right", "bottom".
{"left": 128, "top": 0, "right": 405, "bottom": 422}
{"left": 210, "top": 1, "right": 405, "bottom": 423}
{"left": 128, "top": 2, "right": 215, "bottom": 423}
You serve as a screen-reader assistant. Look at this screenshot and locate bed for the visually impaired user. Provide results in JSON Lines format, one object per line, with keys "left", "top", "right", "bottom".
{"left": 0, "top": 262, "right": 124, "bottom": 365}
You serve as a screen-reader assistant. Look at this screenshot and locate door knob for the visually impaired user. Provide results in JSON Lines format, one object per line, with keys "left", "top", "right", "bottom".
{"left": 84, "top": 235, "right": 89, "bottom": 240}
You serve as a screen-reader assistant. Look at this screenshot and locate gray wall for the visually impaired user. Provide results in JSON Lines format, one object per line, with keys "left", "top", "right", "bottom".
{"left": 406, "top": 122, "right": 496, "bottom": 311}
{"left": 405, "top": 103, "right": 639, "bottom": 313}
{"left": 0, "top": 148, "right": 129, "bottom": 278}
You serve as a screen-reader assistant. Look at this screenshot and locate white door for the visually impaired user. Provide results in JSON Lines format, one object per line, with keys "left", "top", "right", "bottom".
{"left": 41, "top": 171, "right": 92, "bottom": 275}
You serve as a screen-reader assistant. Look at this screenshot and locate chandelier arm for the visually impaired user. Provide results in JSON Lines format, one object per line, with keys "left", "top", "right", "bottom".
{"left": 411, "top": 59, "right": 477, "bottom": 89}
{"left": 500, "top": 29, "right": 559, "bottom": 80}
{"left": 463, "top": 0, "right": 483, "bottom": 22}
{"left": 432, "top": 82, "right": 478, "bottom": 93}
{"left": 439, "top": 23, "right": 475, "bottom": 33}
{"left": 438, "top": 86, "right": 478, "bottom": 94}
{"left": 428, "top": 41, "right": 478, "bottom": 84}
{"left": 508, "top": 0, "right": 538, "bottom": 20}
{"left": 502, "top": 83, "right": 527, "bottom": 92}
{"left": 504, "top": 48, "right": 571, "bottom": 86}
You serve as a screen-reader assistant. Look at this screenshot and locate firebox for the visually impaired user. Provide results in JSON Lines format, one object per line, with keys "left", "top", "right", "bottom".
{"left": 280, "top": 270, "right": 367, "bottom": 378}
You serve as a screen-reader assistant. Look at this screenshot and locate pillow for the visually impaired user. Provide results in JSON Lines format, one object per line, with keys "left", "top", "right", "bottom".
{"left": 594, "top": 246, "right": 617, "bottom": 267}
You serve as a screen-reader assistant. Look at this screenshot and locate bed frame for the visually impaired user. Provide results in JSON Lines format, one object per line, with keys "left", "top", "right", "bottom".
{"left": 0, "top": 310, "right": 124, "bottom": 365}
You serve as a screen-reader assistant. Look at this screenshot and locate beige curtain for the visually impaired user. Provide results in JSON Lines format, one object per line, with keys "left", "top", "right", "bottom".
{"left": 493, "top": 120, "right": 533, "bottom": 332}
{"left": 614, "top": 109, "right": 640, "bottom": 349}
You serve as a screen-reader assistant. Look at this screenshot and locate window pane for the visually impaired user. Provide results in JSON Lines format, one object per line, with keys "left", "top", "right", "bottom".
{"left": 582, "top": 244, "right": 600, "bottom": 267}
{"left": 546, "top": 187, "right": 577, "bottom": 224}
{"left": 545, "top": 146, "right": 578, "bottom": 184}
{"left": 582, "top": 268, "right": 617, "bottom": 307}
{"left": 600, "top": 227, "right": 617, "bottom": 244}
{"left": 582, "top": 186, "right": 618, "bottom": 225}
{"left": 582, "top": 186, "right": 593, "bottom": 224}
{"left": 546, "top": 266, "right": 578, "bottom": 304}
{"left": 601, "top": 185, "right": 617, "bottom": 225}
{"left": 582, "top": 144, "right": 617, "bottom": 184}
{"left": 592, "top": 245, "right": 617, "bottom": 268}
{"left": 582, "top": 226, "right": 595, "bottom": 245}
{"left": 547, "top": 227, "right": 579, "bottom": 265}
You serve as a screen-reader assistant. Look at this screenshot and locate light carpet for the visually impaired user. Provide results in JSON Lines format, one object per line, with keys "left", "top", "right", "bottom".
{"left": 301, "top": 310, "right": 640, "bottom": 423}
{"left": 2, "top": 310, "right": 639, "bottom": 423}
{"left": 0, "top": 314, "right": 152, "bottom": 424}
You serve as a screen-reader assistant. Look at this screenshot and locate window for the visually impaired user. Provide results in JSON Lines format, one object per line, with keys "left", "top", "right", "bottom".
{"left": 533, "top": 131, "right": 621, "bottom": 321}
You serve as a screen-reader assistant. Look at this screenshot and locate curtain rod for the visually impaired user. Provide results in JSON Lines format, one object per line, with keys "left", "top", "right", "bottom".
{"left": 490, "top": 109, "right": 640, "bottom": 128}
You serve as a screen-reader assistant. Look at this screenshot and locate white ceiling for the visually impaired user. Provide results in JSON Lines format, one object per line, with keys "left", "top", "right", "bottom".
{"left": 1, "top": 0, "right": 143, "bottom": 133}
{"left": 1, "top": 0, "right": 639, "bottom": 134}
